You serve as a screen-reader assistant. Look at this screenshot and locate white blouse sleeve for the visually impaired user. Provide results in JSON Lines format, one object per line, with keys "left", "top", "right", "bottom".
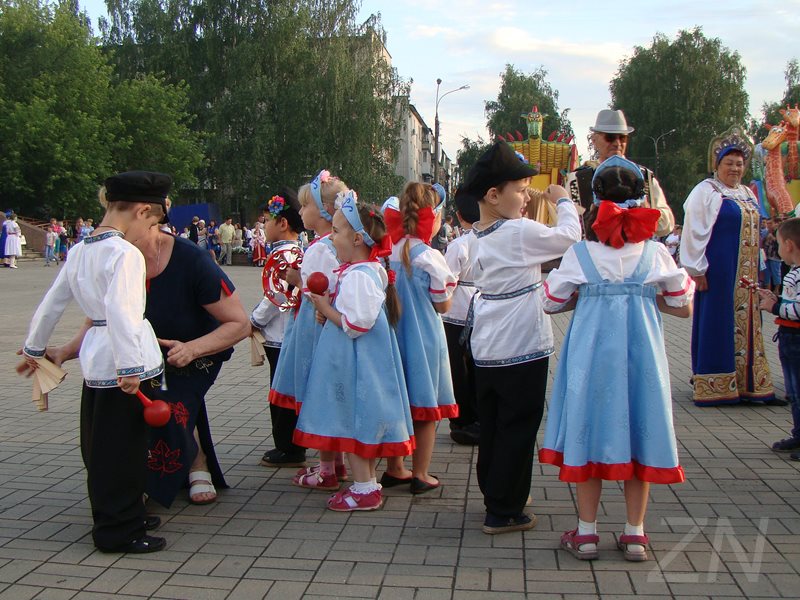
{"left": 444, "top": 238, "right": 468, "bottom": 280}
{"left": 105, "top": 248, "right": 149, "bottom": 375}
{"left": 542, "top": 245, "right": 585, "bottom": 313}
{"left": 519, "top": 199, "right": 582, "bottom": 266}
{"left": 337, "top": 270, "right": 386, "bottom": 339}
{"left": 415, "top": 246, "right": 457, "bottom": 302}
{"left": 24, "top": 265, "right": 74, "bottom": 356}
{"left": 250, "top": 297, "right": 278, "bottom": 332}
{"left": 649, "top": 244, "right": 695, "bottom": 308}
{"left": 301, "top": 244, "right": 339, "bottom": 295}
{"left": 680, "top": 181, "right": 723, "bottom": 276}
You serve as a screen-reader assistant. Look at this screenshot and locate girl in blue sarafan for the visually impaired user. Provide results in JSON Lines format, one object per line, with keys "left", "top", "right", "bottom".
{"left": 539, "top": 155, "right": 694, "bottom": 563}
{"left": 297, "top": 193, "right": 414, "bottom": 512}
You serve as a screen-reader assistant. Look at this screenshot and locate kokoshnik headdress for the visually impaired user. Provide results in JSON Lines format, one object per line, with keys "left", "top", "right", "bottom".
{"left": 708, "top": 125, "right": 754, "bottom": 172}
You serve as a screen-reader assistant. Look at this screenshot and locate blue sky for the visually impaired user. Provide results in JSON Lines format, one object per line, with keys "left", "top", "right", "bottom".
{"left": 81, "top": 0, "right": 799, "bottom": 160}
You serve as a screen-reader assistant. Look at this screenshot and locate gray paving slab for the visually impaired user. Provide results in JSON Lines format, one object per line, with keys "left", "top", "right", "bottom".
{"left": 0, "top": 261, "right": 798, "bottom": 598}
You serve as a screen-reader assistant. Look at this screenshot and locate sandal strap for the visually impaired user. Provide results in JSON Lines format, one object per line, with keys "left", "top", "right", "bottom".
{"left": 619, "top": 533, "right": 649, "bottom": 545}
{"left": 189, "top": 470, "right": 213, "bottom": 484}
{"left": 563, "top": 529, "right": 599, "bottom": 545}
{"left": 190, "top": 483, "right": 216, "bottom": 495}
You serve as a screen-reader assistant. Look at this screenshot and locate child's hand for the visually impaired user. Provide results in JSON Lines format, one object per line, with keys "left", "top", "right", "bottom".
{"left": 284, "top": 267, "right": 302, "bottom": 288}
{"left": 316, "top": 310, "right": 327, "bottom": 325}
{"left": 118, "top": 375, "right": 140, "bottom": 395}
{"left": 308, "top": 291, "right": 331, "bottom": 310}
{"left": 544, "top": 184, "right": 569, "bottom": 204}
{"left": 758, "top": 288, "right": 778, "bottom": 312}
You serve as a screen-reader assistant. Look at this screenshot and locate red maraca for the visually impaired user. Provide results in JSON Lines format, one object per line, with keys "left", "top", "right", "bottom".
{"left": 136, "top": 390, "right": 171, "bottom": 427}
{"left": 307, "top": 271, "right": 329, "bottom": 295}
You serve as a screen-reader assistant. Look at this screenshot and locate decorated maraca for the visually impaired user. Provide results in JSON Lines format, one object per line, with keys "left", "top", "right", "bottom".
{"left": 136, "top": 390, "right": 171, "bottom": 427}
{"left": 307, "top": 272, "right": 330, "bottom": 295}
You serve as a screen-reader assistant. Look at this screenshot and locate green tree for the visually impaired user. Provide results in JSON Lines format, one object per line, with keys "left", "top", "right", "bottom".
{"left": 100, "top": 1, "right": 407, "bottom": 214}
{"left": 752, "top": 58, "right": 800, "bottom": 139}
{"left": 485, "top": 64, "right": 572, "bottom": 140}
{"left": 0, "top": 0, "right": 113, "bottom": 218}
{"left": 0, "top": 0, "right": 206, "bottom": 218}
{"left": 455, "top": 136, "right": 490, "bottom": 185}
{"left": 107, "top": 73, "right": 205, "bottom": 190}
{"left": 610, "top": 28, "right": 749, "bottom": 219}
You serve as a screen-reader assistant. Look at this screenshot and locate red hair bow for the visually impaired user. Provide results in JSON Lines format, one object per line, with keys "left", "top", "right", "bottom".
{"left": 369, "top": 233, "right": 394, "bottom": 260}
{"left": 591, "top": 201, "right": 660, "bottom": 249}
{"left": 383, "top": 205, "right": 436, "bottom": 245}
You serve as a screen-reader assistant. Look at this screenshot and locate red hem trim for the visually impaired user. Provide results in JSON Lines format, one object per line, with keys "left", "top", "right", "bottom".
{"left": 268, "top": 389, "right": 296, "bottom": 410}
{"left": 662, "top": 280, "right": 692, "bottom": 297}
{"left": 538, "top": 448, "right": 686, "bottom": 484}
{"left": 293, "top": 430, "right": 415, "bottom": 457}
{"left": 410, "top": 404, "right": 460, "bottom": 421}
{"left": 220, "top": 279, "right": 233, "bottom": 297}
{"left": 543, "top": 280, "right": 568, "bottom": 303}
{"left": 344, "top": 317, "right": 369, "bottom": 333}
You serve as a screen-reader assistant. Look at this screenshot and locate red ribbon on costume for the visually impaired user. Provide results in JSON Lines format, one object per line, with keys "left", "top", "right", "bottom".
{"left": 384, "top": 206, "right": 436, "bottom": 246}
{"left": 591, "top": 201, "right": 660, "bottom": 249}
{"left": 368, "top": 234, "right": 394, "bottom": 261}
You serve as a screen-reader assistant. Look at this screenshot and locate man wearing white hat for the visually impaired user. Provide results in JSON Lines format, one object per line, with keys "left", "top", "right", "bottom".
{"left": 566, "top": 109, "right": 674, "bottom": 236}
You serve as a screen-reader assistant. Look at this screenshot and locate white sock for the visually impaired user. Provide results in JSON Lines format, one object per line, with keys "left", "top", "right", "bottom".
{"left": 624, "top": 522, "right": 644, "bottom": 536}
{"left": 578, "top": 519, "right": 597, "bottom": 536}
{"left": 576, "top": 519, "right": 597, "bottom": 552}
{"left": 351, "top": 480, "right": 380, "bottom": 494}
{"left": 623, "top": 522, "right": 646, "bottom": 555}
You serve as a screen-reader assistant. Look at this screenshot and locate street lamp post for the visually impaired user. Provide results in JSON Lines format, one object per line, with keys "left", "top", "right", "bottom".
{"left": 645, "top": 128, "right": 677, "bottom": 175}
{"left": 433, "top": 79, "right": 469, "bottom": 184}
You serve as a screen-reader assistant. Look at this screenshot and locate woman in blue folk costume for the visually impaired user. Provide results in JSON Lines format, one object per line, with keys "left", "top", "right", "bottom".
{"left": 680, "top": 127, "right": 777, "bottom": 406}
{"left": 382, "top": 182, "right": 458, "bottom": 494}
{"left": 540, "top": 156, "right": 694, "bottom": 562}
{"left": 297, "top": 194, "right": 414, "bottom": 512}
{"left": 264, "top": 170, "right": 350, "bottom": 487}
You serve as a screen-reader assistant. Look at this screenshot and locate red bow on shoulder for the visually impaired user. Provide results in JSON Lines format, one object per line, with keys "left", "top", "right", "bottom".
{"left": 369, "top": 233, "right": 393, "bottom": 260}
{"left": 591, "top": 201, "right": 660, "bottom": 248}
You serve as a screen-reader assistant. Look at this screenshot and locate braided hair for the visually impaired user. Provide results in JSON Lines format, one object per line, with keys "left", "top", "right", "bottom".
{"left": 359, "top": 205, "right": 401, "bottom": 327}
{"left": 399, "top": 182, "right": 437, "bottom": 275}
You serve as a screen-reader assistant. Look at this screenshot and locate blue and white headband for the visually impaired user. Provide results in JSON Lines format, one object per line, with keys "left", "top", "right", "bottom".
{"left": 310, "top": 169, "right": 334, "bottom": 222}
{"left": 591, "top": 155, "right": 646, "bottom": 208}
{"left": 340, "top": 191, "right": 374, "bottom": 246}
{"left": 432, "top": 183, "right": 446, "bottom": 215}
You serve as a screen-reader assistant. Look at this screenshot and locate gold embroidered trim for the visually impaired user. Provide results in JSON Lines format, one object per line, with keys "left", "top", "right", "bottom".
{"left": 693, "top": 372, "right": 737, "bottom": 402}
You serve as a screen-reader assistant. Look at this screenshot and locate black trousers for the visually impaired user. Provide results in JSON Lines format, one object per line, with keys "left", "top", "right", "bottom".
{"left": 444, "top": 322, "right": 478, "bottom": 426}
{"left": 80, "top": 383, "right": 147, "bottom": 550}
{"left": 476, "top": 357, "right": 549, "bottom": 517}
{"left": 266, "top": 346, "right": 305, "bottom": 456}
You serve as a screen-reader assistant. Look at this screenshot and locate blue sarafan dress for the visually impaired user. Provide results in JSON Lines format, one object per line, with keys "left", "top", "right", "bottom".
{"left": 390, "top": 238, "right": 458, "bottom": 421}
{"left": 268, "top": 234, "right": 338, "bottom": 411}
{"left": 294, "top": 262, "right": 415, "bottom": 457}
{"left": 539, "top": 240, "right": 691, "bottom": 484}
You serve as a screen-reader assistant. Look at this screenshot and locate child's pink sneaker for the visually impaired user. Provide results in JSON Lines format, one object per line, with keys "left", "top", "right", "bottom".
{"left": 327, "top": 488, "right": 383, "bottom": 512}
{"left": 292, "top": 467, "right": 340, "bottom": 491}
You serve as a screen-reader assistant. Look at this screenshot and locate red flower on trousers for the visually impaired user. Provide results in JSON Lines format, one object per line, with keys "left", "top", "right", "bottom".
{"left": 147, "top": 440, "right": 182, "bottom": 475}
{"left": 172, "top": 401, "right": 189, "bottom": 427}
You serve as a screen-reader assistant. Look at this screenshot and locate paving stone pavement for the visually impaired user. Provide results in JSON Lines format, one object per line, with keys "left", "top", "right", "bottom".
{"left": 1, "top": 261, "right": 799, "bottom": 600}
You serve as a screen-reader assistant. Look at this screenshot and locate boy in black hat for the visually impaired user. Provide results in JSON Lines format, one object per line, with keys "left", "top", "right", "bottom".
{"left": 251, "top": 189, "right": 309, "bottom": 467}
{"left": 22, "top": 171, "right": 171, "bottom": 553}
{"left": 442, "top": 187, "right": 481, "bottom": 445}
{"left": 464, "top": 142, "right": 581, "bottom": 534}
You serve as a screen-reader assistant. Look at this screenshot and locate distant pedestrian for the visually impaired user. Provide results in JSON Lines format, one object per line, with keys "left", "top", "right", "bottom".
{"left": 3, "top": 213, "right": 22, "bottom": 269}
{"left": 44, "top": 224, "right": 58, "bottom": 266}
{"left": 217, "top": 217, "right": 235, "bottom": 265}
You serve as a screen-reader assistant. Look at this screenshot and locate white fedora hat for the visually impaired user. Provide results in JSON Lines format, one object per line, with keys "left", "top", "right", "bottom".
{"left": 589, "top": 109, "right": 635, "bottom": 135}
